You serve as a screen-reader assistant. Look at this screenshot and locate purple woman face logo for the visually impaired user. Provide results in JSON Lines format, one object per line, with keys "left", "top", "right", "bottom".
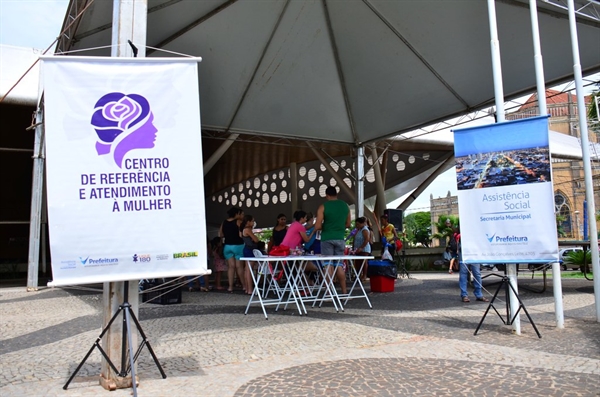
{"left": 91, "top": 92, "right": 157, "bottom": 168}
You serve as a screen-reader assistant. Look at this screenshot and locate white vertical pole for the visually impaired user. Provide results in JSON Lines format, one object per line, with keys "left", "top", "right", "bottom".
{"left": 487, "top": 0, "right": 521, "bottom": 335}
{"left": 567, "top": 0, "right": 600, "bottom": 322}
{"left": 101, "top": 0, "right": 147, "bottom": 391}
{"left": 356, "top": 146, "right": 364, "bottom": 217}
{"left": 487, "top": 0, "right": 505, "bottom": 121}
{"left": 530, "top": 0, "right": 564, "bottom": 329}
{"left": 529, "top": 0, "right": 547, "bottom": 116}
{"left": 290, "top": 162, "right": 298, "bottom": 214}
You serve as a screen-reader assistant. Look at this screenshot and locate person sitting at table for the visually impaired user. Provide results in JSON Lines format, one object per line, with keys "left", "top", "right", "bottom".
{"left": 304, "top": 211, "right": 322, "bottom": 254}
{"left": 256, "top": 241, "right": 267, "bottom": 256}
{"left": 281, "top": 210, "right": 319, "bottom": 274}
{"left": 268, "top": 213, "right": 288, "bottom": 252}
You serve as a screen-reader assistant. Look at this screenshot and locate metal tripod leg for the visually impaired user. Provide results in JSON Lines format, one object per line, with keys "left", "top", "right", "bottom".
{"left": 505, "top": 278, "right": 542, "bottom": 338}
{"left": 64, "top": 283, "right": 167, "bottom": 392}
{"left": 474, "top": 276, "right": 541, "bottom": 338}
{"left": 63, "top": 304, "right": 123, "bottom": 389}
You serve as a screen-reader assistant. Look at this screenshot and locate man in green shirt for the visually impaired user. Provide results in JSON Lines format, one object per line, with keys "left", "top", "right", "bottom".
{"left": 315, "top": 186, "right": 351, "bottom": 294}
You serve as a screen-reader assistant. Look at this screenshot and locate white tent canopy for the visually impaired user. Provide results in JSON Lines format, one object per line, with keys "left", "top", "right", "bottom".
{"left": 57, "top": 0, "right": 600, "bottom": 145}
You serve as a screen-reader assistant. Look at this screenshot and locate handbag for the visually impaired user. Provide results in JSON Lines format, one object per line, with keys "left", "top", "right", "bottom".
{"left": 269, "top": 244, "right": 290, "bottom": 257}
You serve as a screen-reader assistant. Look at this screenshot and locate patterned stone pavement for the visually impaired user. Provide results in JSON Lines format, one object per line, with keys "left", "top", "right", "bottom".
{"left": 0, "top": 272, "right": 598, "bottom": 396}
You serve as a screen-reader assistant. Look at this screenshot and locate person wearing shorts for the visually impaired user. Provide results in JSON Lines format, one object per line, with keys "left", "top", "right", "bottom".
{"left": 315, "top": 186, "right": 351, "bottom": 294}
{"left": 220, "top": 207, "right": 245, "bottom": 293}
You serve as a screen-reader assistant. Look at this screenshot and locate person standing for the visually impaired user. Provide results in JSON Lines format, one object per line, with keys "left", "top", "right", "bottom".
{"left": 241, "top": 214, "right": 260, "bottom": 295}
{"left": 352, "top": 217, "right": 372, "bottom": 280}
{"left": 219, "top": 207, "right": 246, "bottom": 293}
{"left": 448, "top": 227, "right": 460, "bottom": 274}
{"left": 380, "top": 214, "right": 399, "bottom": 258}
{"left": 456, "top": 226, "right": 489, "bottom": 303}
{"left": 315, "top": 186, "right": 351, "bottom": 294}
{"left": 210, "top": 236, "right": 227, "bottom": 290}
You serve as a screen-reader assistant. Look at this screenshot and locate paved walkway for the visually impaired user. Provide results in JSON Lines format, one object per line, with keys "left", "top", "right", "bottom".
{"left": 0, "top": 272, "right": 598, "bottom": 396}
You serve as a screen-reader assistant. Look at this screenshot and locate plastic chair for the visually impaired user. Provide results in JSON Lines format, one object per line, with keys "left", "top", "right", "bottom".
{"left": 253, "top": 249, "right": 283, "bottom": 299}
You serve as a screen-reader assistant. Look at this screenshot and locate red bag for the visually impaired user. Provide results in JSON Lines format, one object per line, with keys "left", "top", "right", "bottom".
{"left": 395, "top": 240, "right": 403, "bottom": 251}
{"left": 269, "top": 245, "right": 290, "bottom": 257}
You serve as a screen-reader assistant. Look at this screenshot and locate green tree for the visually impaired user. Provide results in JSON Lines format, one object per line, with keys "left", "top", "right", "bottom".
{"left": 404, "top": 212, "right": 432, "bottom": 247}
{"left": 432, "top": 215, "right": 460, "bottom": 246}
{"left": 587, "top": 89, "right": 599, "bottom": 133}
{"left": 556, "top": 213, "right": 567, "bottom": 238}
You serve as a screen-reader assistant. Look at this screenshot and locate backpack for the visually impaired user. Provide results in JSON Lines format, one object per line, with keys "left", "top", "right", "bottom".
{"left": 448, "top": 234, "right": 458, "bottom": 253}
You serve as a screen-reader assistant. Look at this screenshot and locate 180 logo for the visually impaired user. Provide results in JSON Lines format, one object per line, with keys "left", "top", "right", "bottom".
{"left": 133, "top": 254, "right": 151, "bottom": 263}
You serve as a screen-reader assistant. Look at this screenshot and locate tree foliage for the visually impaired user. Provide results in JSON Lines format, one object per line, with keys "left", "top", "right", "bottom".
{"left": 587, "top": 89, "right": 599, "bottom": 133}
{"left": 564, "top": 250, "right": 592, "bottom": 273}
{"left": 404, "top": 211, "right": 432, "bottom": 247}
{"left": 556, "top": 213, "right": 567, "bottom": 238}
{"left": 431, "top": 214, "right": 460, "bottom": 245}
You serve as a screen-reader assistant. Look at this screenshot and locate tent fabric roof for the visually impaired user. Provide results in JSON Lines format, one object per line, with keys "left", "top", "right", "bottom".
{"left": 0, "top": 45, "right": 42, "bottom": 106}
{"left": 57, "top": 0, "right": 600, "bottom": 146}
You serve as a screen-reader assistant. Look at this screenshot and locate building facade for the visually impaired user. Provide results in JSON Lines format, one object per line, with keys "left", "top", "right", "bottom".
{"left": 507, "top": 90, "right": 599, "bottom": 240}
{"left": 429, "top": 191, "right": 459, "bottom": 247}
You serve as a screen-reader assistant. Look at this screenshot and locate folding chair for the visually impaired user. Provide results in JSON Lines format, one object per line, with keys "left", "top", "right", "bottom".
{"left": 253, "top": 249, "right": 284, "bottom": 299}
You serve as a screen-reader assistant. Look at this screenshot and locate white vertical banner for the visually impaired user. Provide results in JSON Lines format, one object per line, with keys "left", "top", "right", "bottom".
{"left": 41, "top": 56, "right": 206, "bottom": 286}
{"left": 453, "top": 116, "right": 559, "bottom": 265}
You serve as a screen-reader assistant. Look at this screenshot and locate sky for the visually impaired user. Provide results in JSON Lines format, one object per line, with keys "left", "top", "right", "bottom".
{"left": 0, "top": 0, "right": 69, "bottom": 50}
{"left": 0, "top": 0, "right": 596, "bottom": 216}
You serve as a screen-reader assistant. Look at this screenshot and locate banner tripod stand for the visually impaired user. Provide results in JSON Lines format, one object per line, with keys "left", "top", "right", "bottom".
{"left": 474, "top": 275, "right": 541, "bottom": 338}
{"left": 63, "top": 281, "right": 167, "bottom": 394}
{"left": 396, "top": 248, "right": 409, "bottom": 279}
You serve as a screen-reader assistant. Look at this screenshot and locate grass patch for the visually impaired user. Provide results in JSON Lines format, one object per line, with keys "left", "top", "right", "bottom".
{"left": 527, "top": 271, "right": 591, "bottom": 279}
{"left": 560, "top": 271, "right": 591, "bottom": 279}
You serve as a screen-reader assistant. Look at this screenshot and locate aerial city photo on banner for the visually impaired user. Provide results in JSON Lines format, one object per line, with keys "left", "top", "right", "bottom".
{"left": 456, "top": 131, "right": 552, "bottom": 190}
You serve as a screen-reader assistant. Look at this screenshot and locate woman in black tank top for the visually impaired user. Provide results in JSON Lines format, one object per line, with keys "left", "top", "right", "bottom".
{"left": 219, "top": 207, "right": 245, "bottom": 292}
{"left": 268, "top": 213, "right": 288, "bottom": 252}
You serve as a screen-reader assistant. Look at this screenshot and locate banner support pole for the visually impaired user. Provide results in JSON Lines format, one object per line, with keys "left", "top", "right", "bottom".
{"left": 26, "top": 106, "right": 45, "bottom": 291}
{"left": 529, "top": 0, "right": 565, "bottom": 329}
{"left": 567, "top": 0, "right": 600, "bottom": 322}
{"left": 100, "top": 0, "right": 148, "bottom": 390}
{"left": 487, "top": 0, "right": 521, "bottom": 335}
